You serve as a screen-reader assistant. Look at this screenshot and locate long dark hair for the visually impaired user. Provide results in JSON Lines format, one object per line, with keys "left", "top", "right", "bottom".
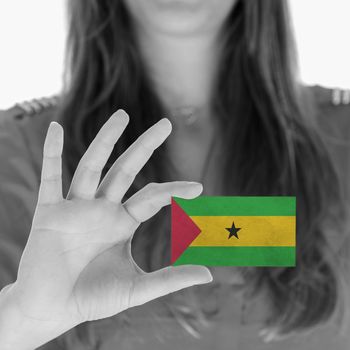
{"left": 57, "top": 0, "right": 347, "bottom": 345}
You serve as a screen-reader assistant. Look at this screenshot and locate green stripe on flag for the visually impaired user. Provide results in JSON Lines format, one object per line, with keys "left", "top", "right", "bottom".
{"left": 173, "top": 246, "right": 296, "bottom": 267}
{"left": 173, "top": 196, "right": 296, "bottom": 216}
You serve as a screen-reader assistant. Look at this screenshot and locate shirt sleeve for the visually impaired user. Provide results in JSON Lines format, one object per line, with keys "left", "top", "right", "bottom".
{"left": 0, "top": 115, "right": 41, "bottom": 289}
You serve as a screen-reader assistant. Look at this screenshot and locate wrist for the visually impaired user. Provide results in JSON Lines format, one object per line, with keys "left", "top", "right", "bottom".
{"left": 0, "top": 282, "right": 72, "bottom": 349}
{"left": 0, "top": 283, "right": 34, "bottom": 349}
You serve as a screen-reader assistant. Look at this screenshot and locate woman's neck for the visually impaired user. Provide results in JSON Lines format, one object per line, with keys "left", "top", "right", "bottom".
{"left": 135, "top": 28, "right": 220, "bottom": 118}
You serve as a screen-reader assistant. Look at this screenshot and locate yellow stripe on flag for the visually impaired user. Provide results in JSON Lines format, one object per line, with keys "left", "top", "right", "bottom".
{"left": 189, "top": 216, "right": 295, "bottom": 247}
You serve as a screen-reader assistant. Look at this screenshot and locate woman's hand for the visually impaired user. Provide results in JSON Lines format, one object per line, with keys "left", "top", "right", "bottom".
{"left": 0, "top": 110, "right": 212, "bottom": 349}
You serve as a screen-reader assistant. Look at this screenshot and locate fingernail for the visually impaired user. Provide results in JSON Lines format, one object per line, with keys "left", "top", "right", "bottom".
{"left": 199, "top": 267, "right": 213, "bottom": 283}
{"left": 188, "top": 182, "right": 203, "bottom": 195}
{"left": 113, "top": 110, "right": 129, "bottom": 123}
{"left": 206, "top": 273, "right": 213, "bottom": 283}
{"left": 49, "top": 121, "right": 61, "bottom": 129}
{"left": 48, "top": 121, "right": 63, "bottom": 137}
{"left": 188, "top": 182, "right": 203, "bottom": 188}
{"left": 158, "top": 118, "right": 172, "bottom": 132}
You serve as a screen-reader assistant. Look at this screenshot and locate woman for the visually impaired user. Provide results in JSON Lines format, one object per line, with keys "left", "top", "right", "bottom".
{"left": 0, "top": 0, "right": 349, "bottom": 349}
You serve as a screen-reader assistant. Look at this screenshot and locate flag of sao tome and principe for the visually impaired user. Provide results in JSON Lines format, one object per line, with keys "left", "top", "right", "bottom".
{"left": 171, "top": 196, "right": 296, "bottom": 267}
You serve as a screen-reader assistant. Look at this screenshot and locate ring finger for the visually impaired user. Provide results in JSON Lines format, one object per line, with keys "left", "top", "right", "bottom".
{"left": 67, "top": 110, "right": 129, "bottom": 200}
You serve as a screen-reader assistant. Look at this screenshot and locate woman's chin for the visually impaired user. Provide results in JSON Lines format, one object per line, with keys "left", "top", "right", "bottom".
{"left": 143, "top": 6, "right": 213, "bottom": 36}
{"left": 154, "top": 0, "right": 202, "bottom": 9}
{"left": 124, "top": 0, "right": 237, "bottom": 37}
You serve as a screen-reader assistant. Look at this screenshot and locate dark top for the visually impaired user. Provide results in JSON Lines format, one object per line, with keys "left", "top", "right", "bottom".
{"left": 0, "top": 86, "right": 349, "bottom": 349}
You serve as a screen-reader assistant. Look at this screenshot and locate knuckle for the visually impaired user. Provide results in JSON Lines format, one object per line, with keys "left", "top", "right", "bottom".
{"left": 79, "top": 163, "right": 101, "bottom": 174}
{"left": 148, "top": 200, "right": 160, "bottom": 214}
{"left": 43, "top": 141, "right": 61, "bottom": 157}
{"left": 142, "top": 142, "right": 154, "bottom": 153}
{"left": 95, "top": 134, "right": 114, "bottom": 149}
{"left": 43, "top": 154, "right": 60, "bottom": 161}
{"left": 127, "top": 279, "right": 136, "bottom": 309}
{"left": 42, "top": 174, "right": 61, "bottom": 182}
{"left": 69, "top": 188, "right": 92, "bottom": 200}
{"left": 161, "top": 268, "right": 172, "bottom": 283}
{"left": 116, "top": 165, "right": 135, "bottom": 180}
{"left": 143, "top": 182, "right": 158, "bottom": 191}
{"left": 140, "top": 182, "right": 161, "bottom": 202}
{"left": 137, "top": 135, "right": 155, "bottom": 153}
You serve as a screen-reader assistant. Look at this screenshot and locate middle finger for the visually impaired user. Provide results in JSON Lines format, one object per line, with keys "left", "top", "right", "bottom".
{"left": 96, "top": 118, "right": 172, "bottom": 203}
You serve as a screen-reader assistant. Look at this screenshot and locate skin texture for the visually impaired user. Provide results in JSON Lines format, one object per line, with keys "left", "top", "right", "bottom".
{"left": 0, "top": 111, "right": 212, "bottom": 349}
{"left": 124, "top": 0, "right": 237, "bottom": 36}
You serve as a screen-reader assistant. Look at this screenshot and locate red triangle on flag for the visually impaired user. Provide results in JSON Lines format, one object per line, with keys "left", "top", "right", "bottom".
{"left": 171, "top": 198, "right": 201, "bottom": 264}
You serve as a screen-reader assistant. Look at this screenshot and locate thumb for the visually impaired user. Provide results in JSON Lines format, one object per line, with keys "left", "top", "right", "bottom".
{"left": 130, "top": 265, "right": 213, "bottom": 307}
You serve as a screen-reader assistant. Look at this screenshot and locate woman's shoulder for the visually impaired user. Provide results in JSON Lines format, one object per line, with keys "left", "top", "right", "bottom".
{"left": 308, "top": 84, "right": 350, "bottom": 108}
{"left": 0, "top": 95, "right": 59, "bottom": 158}
{"left": 305, "top": 84, "right": 350, "bottom": 204}
{"left": 0, "top": 95, "right": 59, "bottom": 133}
{"left": 0, "top": 96, "right": 61, "bottom": 184}
{"left": 305, "top": 84, "right": 350, "bottom": 138}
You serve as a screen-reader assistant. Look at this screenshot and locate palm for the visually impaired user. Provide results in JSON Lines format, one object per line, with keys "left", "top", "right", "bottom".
{"left": 21, "top": 198, "right": 138, "bottom": 321}
{"left": 56, "top": 198, "right": 141, "bottom": 321}
{"left": 72, "top": 240, "right": 139, "bottom": 321}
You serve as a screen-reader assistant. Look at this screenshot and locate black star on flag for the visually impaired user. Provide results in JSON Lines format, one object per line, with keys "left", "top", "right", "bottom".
{"left": 226, "top": 221, "right": 241, "bottom": 239}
